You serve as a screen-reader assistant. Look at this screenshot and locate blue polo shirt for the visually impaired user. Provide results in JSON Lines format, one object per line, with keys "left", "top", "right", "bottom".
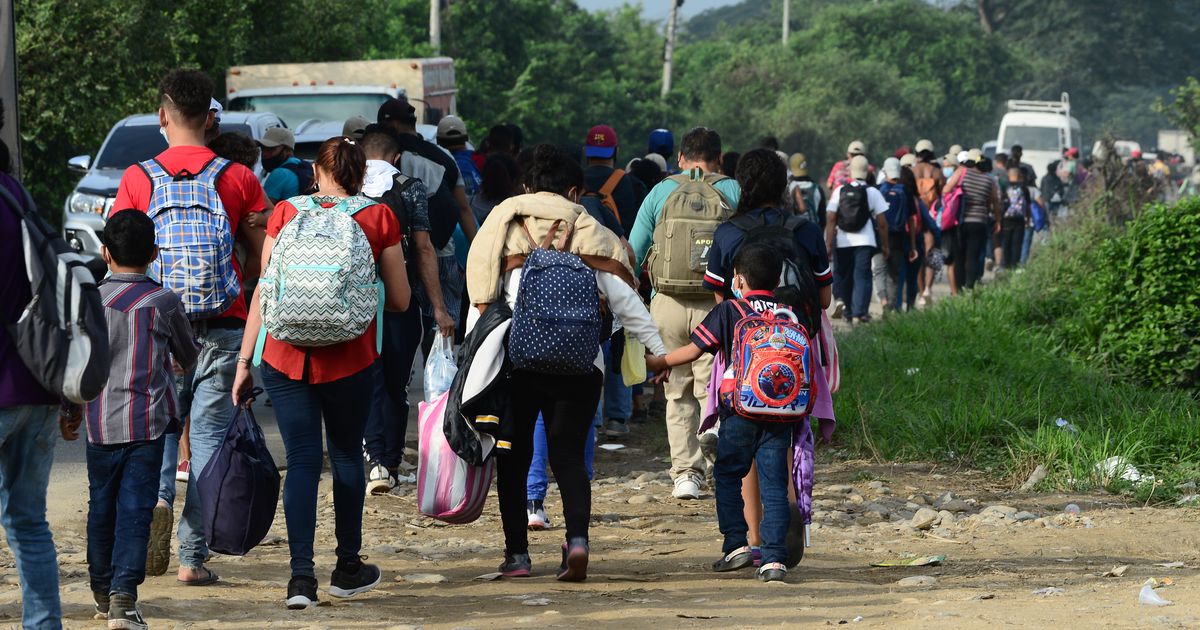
{"left": 703, "top": 207, "right": 832, "bottom": 297}
{"left": 263, "top": 157, "right": 302, "bottom": 202}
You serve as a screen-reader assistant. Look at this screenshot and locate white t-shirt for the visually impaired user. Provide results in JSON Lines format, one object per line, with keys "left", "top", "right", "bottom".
{"left": 826, "top": 181, "right": 889, "bottom": 249}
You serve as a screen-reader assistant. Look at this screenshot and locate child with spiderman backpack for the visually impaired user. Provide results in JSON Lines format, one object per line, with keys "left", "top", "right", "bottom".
{"left": 648, "top": 243, "right": 821, "bottom": 583}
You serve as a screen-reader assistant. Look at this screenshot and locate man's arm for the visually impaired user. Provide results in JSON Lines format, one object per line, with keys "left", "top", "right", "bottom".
{"left": 874, "top": 214, "right": 890, "bottom": 257}
{"left": 630, "top": 186, "right": 663, "bottom": 268}
{"left": 412, "top": 231, "right": 454, "bottom": 336}
{"left": 453, "top": 185, "right": 477, "bottom": 242}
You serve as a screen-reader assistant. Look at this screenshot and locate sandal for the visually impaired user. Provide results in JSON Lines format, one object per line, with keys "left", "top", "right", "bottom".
{"left": 757, "top": 562, "right": 787, "bottom": 583}
{"left": 711, "top": 546, "right": 754, "bottom": 572}
{"left": 177, "top": 566, "right": 219, "bottom": 586}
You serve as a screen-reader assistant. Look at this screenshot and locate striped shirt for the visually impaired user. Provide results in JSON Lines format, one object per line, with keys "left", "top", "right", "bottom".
{"left": 960, "top": 169, "right": 997, "bottom": 224}
{"left": 84, "top": 274, "right": 199, "bottom": 445}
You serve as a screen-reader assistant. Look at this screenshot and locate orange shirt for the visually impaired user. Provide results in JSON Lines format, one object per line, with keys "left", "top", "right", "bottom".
{"left": 260, "top": 197, "right": 401, "bottom": 384}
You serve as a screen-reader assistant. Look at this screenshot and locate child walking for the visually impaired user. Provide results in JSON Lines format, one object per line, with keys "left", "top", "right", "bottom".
{"left": 647, "top": 243, "right": 807, "bottom": 583}
{"left": 72, "top": 210, "right": 199, "bottom": 629}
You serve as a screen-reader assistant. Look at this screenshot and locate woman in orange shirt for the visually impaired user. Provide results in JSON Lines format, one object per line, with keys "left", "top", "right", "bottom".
{"left": 231, "top": 137, "right": 410, "bottom": 610}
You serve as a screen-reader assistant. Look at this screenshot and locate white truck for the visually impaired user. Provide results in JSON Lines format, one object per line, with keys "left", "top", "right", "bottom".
{"left": 225, "top": 58, "right": 458, "bottom": 158}
{"left": 996, "top": 92, "right": 1081, "bottom": 180}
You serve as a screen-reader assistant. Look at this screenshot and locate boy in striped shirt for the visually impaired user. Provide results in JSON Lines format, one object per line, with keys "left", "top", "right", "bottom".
{"left": 69, "top": 210, "right": 198, "bottom": 629}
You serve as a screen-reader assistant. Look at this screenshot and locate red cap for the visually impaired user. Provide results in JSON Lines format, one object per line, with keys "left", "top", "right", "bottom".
{"left": 1131, "top": 149, "right": 1143, "bottom": 159}
{"left": 585, "top": 124, "right": 618, "bottom": 159}
{"left": 1065, "top": 146, "right": 1079, "bottom": 158}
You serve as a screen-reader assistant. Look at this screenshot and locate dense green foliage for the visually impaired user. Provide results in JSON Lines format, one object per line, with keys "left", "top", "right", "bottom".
{"left": 834, "top": 195, "right": 1200, "bottom": 497}
{"left": 1157, "top": 77, "right": 1200, "bottom": 152}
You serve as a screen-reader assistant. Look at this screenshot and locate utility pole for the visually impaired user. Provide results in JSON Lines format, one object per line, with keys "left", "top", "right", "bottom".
{"left": 782, "top": 0, "right": 790, "bottom": 45}
{"left": 661, "top": 0, "right": 680, "bottom": 100}
{"left": 430, "top": 0, "right": 442, "bottom": 54}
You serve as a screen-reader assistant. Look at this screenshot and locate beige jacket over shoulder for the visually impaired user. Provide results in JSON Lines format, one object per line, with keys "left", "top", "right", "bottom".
{"left": 466, "top": 191, "right": 636, "bottom": 305}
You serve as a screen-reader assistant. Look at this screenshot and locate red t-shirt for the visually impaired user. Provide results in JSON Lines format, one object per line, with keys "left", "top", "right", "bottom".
{"left": 113, "top": 145, "right": 270, "bottom": 321}
{"left": 260, "top": 198, "right": 401, "bottom": 384}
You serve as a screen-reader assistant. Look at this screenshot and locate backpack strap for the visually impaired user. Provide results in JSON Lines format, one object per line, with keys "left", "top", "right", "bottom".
{"left": 599, "top": 169, "right": 624, "bottom": 197}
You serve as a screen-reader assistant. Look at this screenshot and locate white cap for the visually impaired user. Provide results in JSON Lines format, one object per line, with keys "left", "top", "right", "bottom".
{"left": 849, "top": 155, "right": 869, "bottom": 180}
{"left": 882, "top": 157, "right": 902, "bottom": 180}
{"left": 956, "top": 150, "right": 971, "bottom": 164}
{"left": 209, "top": 98, "right": 223, "bottom": 121}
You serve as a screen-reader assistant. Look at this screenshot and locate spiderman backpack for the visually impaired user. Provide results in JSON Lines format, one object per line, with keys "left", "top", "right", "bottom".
{"left": 721, "top": 301, "right": 816, "bottom": 422}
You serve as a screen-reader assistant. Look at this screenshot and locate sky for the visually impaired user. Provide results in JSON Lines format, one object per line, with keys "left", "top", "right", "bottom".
{"left": 577, "top": 0, "right": 742, "bottom": 21}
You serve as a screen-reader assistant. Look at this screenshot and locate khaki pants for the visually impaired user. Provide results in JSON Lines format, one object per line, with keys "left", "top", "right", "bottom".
{"left": 650, "top": 292, "right": 715, "bottom": 481}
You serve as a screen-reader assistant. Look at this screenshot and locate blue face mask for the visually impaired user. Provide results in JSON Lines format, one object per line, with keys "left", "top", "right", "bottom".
{"left": 732, "top": 288, "right": 744, "bottom": 299}
{"left": 943, "top": 166, "right": 955, "bottom": 178}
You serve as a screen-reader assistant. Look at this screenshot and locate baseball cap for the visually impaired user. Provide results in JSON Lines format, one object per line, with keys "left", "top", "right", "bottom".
{"left": 642, "top": 152, "right": 667, "bottom": 174}
{"left": 849, "top": 155, "right": 869, "bottom": 180}
{"left": 914, "top": 139, "right": 934, "bottom": 154}
{"left": 377, "top": 97, "right": 417, "bottom": 125}
{"left": 946, "top": 144, "right": 963, "bottom": 162}
{"left": 788, "top": 153, "right": 808, "bottom": 177}
{"left": 847, "top": 140, "right": 866, "bottom": 156}
{"left": 968, "top": 148, "right": 983, "bottom": 163}
{"left": 1065, "top": 146, "right": 1080, "bottom": 158}
{"left": 894, "top": 145, "right": 911, "bottom": 159}
{"left": 1131, "top": 149, "right": 1143, "bottom": 159}
{"left": 585, "top": 124, "right": 618, "bottom": 159}
{"left": 209, "top": 98, "right": 223, "bottom": 123}
{"left": 956, "top": 150, "right": 971, "bottom": 165}
{"left": 342, "top": 115, "right": 369, "bottom": 140}
{"left": 258, "top": 127, "right": 295, "bottom": 150}
{"left": 648, "top": 128, "right": 674, "bottom": 155}
{"left": 437, "top": 115, "right": 469, "bottom": 142}
{"left": 882, "top": 157, "right": 902, "bottom": 180}
{"left": 900, "top": 153, "right": 917, "bottom": 168}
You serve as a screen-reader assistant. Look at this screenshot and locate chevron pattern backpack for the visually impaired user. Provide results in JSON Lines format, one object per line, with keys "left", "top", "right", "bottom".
{"left": 140, "top": 157, "right": 240, "bottom": 319}
{"left": 254, "top": 195, "right": 381, "bottom": 360}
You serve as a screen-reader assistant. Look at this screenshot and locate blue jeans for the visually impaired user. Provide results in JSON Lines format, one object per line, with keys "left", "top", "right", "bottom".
{"left": 603, "top": 336, "right": 632, "bottom": 422}
{"left": 364, "top": 306, "right": 424, "bottom": 469}
{"left": 1021, "top": 226, "right": 1034, "bottom": 263}
{"left": 0, "top": 405, "right": 61, "bottom": 629}
{"left": 714, "top": 415, "right": 792, "bottom": 566}
{"left": 87, "top": 435, "right": 165, "bottom": 600}
{"left": 176, "top": 326, "right": 241, "bottom": 570}
{"left": 526, "top": 407, "right": 599, "bottom": 502}
{"left": 261, "top": 362, "right": 373, "bottom": 578}
{"left": 158, "top": 429, "right": 179, "bottom": 505}
{"left": 834, "top": 246, "right": 874, "bottom": 319}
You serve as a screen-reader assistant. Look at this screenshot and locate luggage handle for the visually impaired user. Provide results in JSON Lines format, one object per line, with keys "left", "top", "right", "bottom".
{"left": 771, "top": 308, "right": 799, "bottom": 323}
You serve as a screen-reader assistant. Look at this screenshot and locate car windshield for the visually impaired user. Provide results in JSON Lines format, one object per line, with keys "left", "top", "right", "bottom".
{"left": 1001, "top": 126, "right": 1060, "bottom": 152}
{"left": 93, "top": 123, "right": 254, "bottom": 170}
{"left": 229, "top": 94, "right": 390, "bottom": 126}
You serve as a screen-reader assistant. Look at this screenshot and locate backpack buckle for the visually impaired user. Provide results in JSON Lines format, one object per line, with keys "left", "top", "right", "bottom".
{"left": 172, "top": 169, "right": 198, "bottom": 182}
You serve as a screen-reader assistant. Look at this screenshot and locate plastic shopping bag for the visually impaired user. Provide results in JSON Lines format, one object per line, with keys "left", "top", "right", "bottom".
{"left": 424, "top": 333, "right": 458, "bottom": 402}
{"left": 621, "top": 336, "right": 647, "bottom": 386}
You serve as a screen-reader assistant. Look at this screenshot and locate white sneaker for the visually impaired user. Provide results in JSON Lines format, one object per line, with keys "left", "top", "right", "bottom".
{"left": 831, "top": 301, "right": 846, "bottom": 319}
{"left": 527, "top": 500, "right": 551, "bottom": 530}
{"left": 366, "top": 462, "right": 397, "bottom": 496}
{"left": 672, "top": 475, "right": 702, "bottom": 500}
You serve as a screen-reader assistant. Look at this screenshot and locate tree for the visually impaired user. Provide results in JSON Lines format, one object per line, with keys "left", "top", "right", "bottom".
{"left": 1156, "top": 77, "right": 1200, "bottom": 151}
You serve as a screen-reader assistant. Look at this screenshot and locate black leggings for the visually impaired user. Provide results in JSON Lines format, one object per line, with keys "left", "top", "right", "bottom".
{"left": 960, "top": 222, "right": 991, "bottom": 289}
{"left": 999, "top": 218, "right": 1025, "bottom": 269}
{"left": 498, "top": 370, "right": 602, "bottom": 554}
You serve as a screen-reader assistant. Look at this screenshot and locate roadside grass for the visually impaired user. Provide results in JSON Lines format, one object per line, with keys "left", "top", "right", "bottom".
{"left": 832, "top": 219, "right": 1200, "bottom": 501}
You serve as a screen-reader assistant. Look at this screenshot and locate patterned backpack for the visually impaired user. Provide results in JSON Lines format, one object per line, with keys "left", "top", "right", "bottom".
{"left": 253, "top": 195, "right": 381, "bottom": 360}
{"left": 720, "top": 301, "right": 815, "bottom": 422}
{"left": 140, "top": 157, "right": 239, "bottom": 319}
{"left": 508, "top": 218, "right": 603, "bottom": 375}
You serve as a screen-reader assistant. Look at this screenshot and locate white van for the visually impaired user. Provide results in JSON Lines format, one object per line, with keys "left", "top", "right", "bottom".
{"left": 996, "top": 93, "right": 1081, "bottom": 181}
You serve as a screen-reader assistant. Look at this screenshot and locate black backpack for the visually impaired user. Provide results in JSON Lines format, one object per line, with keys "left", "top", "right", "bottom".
{"left": 373, "top": 173, "right": 420, "bottom": 256}
{"left": 0, "top": 181, "right": 110, "bottom": 403}
{"left": 731, "top": 212, "right": 821, "bottom": 335}
{"left": 836, "top": 184, "right": 872, "bottom": 233}
{"left": 280, "top": 159, "right": 315, "bottom": 195}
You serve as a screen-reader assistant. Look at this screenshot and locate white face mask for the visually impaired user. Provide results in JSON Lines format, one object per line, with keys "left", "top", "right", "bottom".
{"left": 159, "top": 126, "right": 168, "bottom": 143}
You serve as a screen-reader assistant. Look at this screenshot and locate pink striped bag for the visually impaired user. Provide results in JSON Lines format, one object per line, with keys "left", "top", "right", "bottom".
{"left": 819, "top": 311, "right": 840, "bottom": 393}
{"left": 417, "top": 391, "right": 495, "bottom": 524}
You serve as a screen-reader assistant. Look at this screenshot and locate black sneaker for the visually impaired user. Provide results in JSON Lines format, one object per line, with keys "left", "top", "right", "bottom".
{"left": 286, "top": 575, "right": 319, "bottom": 610}
{"left": 556, "top": 537, "right": 589, "bottom": 582}
{"left": 107, "top": 593, "right": 147, "bottom": 630}
{"left": 93, "top": 590, "right": 110, "bottom": 619}
{"left": 329, "top": 557, "right": 381, "bottom": 598}
{"left": 498, "top": 552, "right": 532, "bottom": 578}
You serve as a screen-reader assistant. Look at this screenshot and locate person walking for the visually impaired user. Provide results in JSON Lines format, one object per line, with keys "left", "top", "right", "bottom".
{"left": 466, "top": 145, "right": 666, "bottom": 581}
{"left": 943, "top": 151, "right": 999, "bottom": 290}
{"left": 231, "top": 137, "right": 412, "bottom": 609}
{"left": 628, "top": 127, "right": 741, "bottom": 500}
{"left": 825, "top": 156, "right": 889, "bottom": 324}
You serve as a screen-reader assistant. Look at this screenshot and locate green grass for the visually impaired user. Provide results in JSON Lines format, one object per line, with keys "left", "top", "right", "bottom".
{"left": 831, "top": 223, "right": 1200, "bottom": 501}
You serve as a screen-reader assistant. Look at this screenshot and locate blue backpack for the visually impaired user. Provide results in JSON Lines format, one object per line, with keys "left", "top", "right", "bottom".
{"left": 197, "top": 389, "right": 280, "bottom": 556}
{"left": 139, "top": 157, "right": 240, "bottom": 319}
{"left": 1031, "top": 200, "right": 1048, "bottom": 232}
{"left": 508, "top": 218, "right": 603, "bottom": 374}
{"left": 879, "top": 181, "right": 910, "bottom": 233}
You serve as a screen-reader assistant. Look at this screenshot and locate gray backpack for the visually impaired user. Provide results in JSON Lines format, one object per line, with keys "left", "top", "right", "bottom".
{"left": 253, "top": 195, "right": 380, "bottom": 361}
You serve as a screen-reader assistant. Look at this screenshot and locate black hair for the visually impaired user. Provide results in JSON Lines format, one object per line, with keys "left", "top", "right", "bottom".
{"left": 917, "top": 149, "right": 936, "bottom": 163}
{"left": 721, "top": 151, "right": 740, "bottom": 177}
{"left": 207, "top": 132, "right": 259, "bottom": 170}
{"left": 159, "top": 69, "right": 214, "bottom": 127}
{"left": 1047, "top": 160, "right": 1060, "bottom": 176}
{"left": 735, "top": 148, "right": 788, "bottom": 215}
{"left": 486, "top": 125, "right": 515, "bottom": 154}
{"left": 630, "top": 157, "right": 665, "bottom": 189}
{"left": 759, "top": 135, "right": 780, "bottom": 151}
{"left": 523, "top": 143, "right": 583, "bottom": 197}
{"left": 1010, "top": 144, "right": 1024, "bottom": 154}
{"left": 732, "top": 243, "right": 783, "bottom": 292}
{"left": 103, "top": 209, "right": 157, "bottom": 267}
{"left": 976, "top": 157, "right": 993, "bottom": 173}
{"left": 480, "top": 152, "right": 520, "bottom": 203}
{"left": 505, "top": 123, "right": 524, "bottom": 152}
{"left": 680, "top": 126, "right": 722, "bottom": 164}
{"left": 995, "top": 152, "right": 1009, "bottom": 164}
{"left": 359, "top": 123, "right": 400, "bottom": 160}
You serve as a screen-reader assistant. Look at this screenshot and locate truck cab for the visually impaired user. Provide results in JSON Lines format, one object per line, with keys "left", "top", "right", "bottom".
{"left": 996, "top": 93, "right": 1081, "bottom": 181}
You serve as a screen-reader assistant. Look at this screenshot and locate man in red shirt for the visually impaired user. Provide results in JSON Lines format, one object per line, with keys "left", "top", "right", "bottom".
{"left": 113, "top": 69, "right": 267, "bottom": 587}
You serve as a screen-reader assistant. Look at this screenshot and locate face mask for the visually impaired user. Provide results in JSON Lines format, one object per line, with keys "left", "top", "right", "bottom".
{"left": 942, "top": 166, "right": 955, "bottom": 178}
{"left": 262, "top": 153, "right": 287, "bottom": 172}
{"left": 732, "top": 287, "right": 744, "bottom": 300}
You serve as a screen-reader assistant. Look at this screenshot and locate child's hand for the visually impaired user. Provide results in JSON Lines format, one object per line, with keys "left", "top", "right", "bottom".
{"left": 59, "top": 405, "right": 82, "bottom": 441}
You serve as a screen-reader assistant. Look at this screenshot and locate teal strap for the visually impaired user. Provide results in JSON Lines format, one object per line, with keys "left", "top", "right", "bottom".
{"left": 252, "top": 322, "right": 267, "bottom": 367}
{"left": 375, "top": 280, "right": 385, "bottom": 353}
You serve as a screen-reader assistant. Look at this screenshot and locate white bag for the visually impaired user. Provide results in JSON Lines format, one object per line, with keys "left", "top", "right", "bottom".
{"left": 424, "top": 333, "right": 458, "bottom": 401}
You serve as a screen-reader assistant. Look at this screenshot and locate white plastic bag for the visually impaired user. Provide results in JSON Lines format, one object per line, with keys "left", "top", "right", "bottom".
{"left": 424, "top": 333, "right": 458, "bottom": 402}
